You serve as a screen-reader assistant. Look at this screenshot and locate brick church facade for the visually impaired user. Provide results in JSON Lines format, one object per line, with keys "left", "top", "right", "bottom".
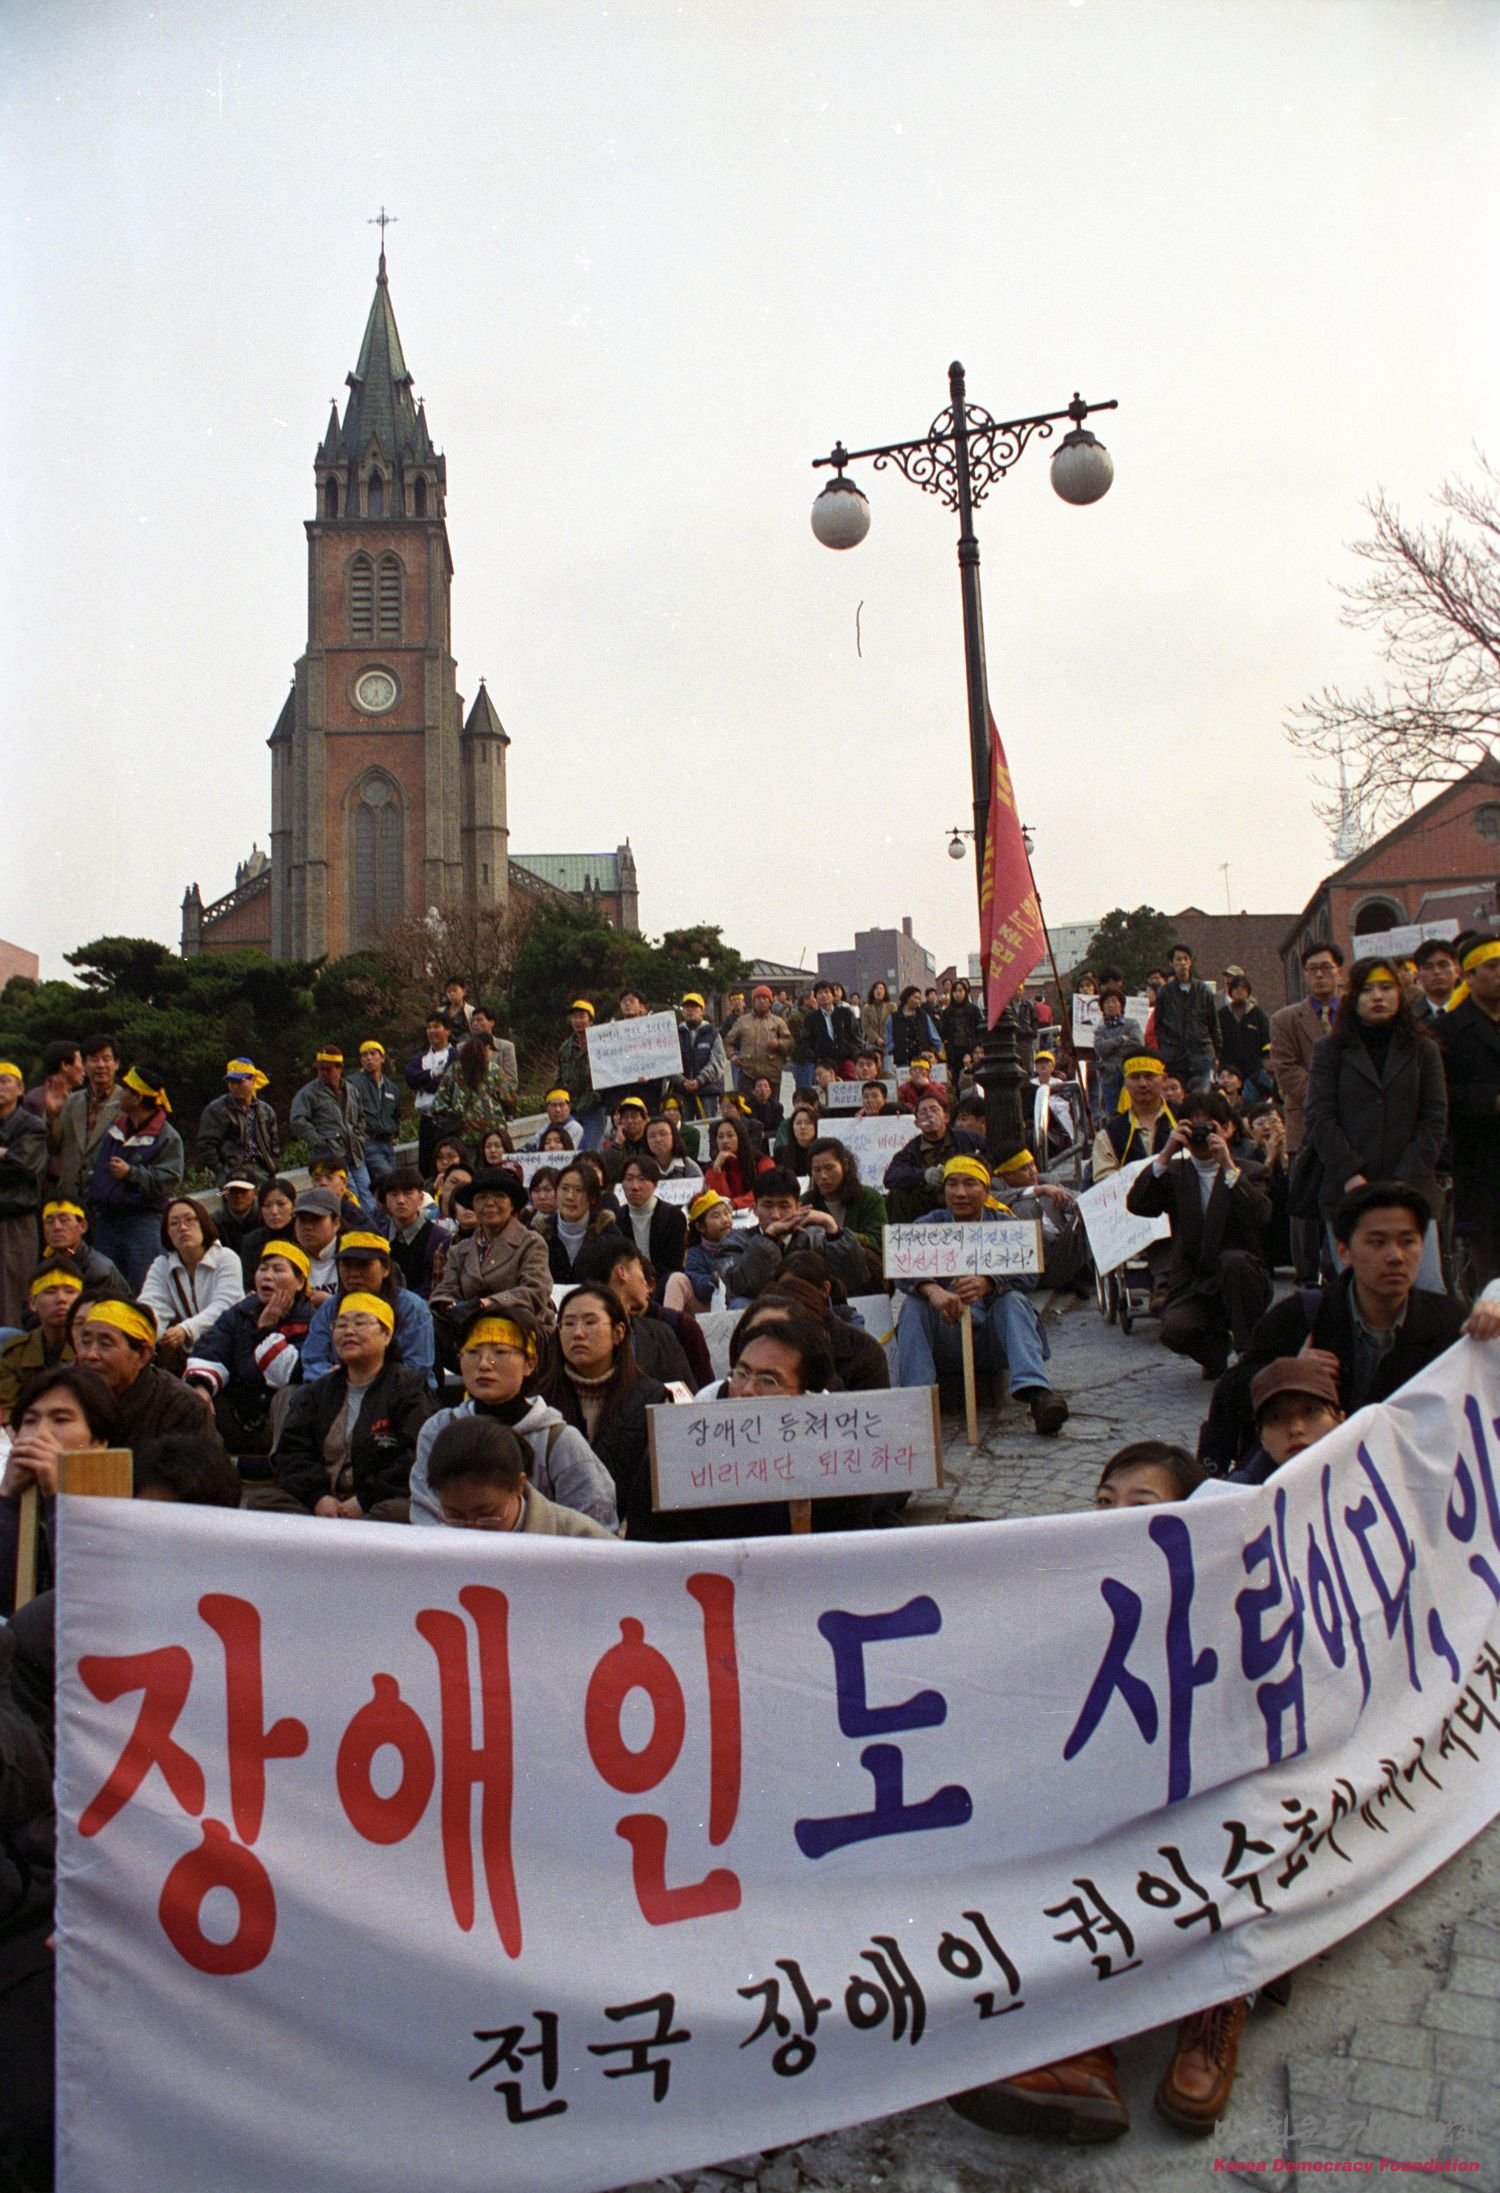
{"left": 182, "top": 250, "right": 638, "bottom": 959}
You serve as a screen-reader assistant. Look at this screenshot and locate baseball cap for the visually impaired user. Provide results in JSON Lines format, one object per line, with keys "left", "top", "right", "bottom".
{"left": 293, "top": 1186, "right": 342, "bottom": 1219}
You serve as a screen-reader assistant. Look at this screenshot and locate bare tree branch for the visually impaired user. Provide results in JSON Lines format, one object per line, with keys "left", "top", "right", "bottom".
{"left": 1286, "top": 453, "right": 1500, "bottom": 841}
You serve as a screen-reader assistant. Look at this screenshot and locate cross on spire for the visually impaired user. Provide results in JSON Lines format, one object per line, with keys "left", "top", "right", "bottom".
{"left": 368, "top": 205, "right": 397, "bottom": 274}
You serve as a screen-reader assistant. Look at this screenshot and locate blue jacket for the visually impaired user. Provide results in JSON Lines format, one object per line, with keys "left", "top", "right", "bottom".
{"left": 184, "top": 1293, "right": 314, "bottom": 1413}
{"left": 86, "top": 1108, "right": 184, "bottom": 1216}
{"left": 300, "top": 1280, "right": 437, "bottom": 1386}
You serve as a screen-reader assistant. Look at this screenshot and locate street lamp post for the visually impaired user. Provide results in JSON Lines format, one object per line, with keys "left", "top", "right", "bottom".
{"left": 811, "top": 365, "right": 1115, "bottom": 1160}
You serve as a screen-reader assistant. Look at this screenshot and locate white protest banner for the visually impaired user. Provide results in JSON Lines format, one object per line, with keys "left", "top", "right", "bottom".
{"left": 57, "top": 1338, "right": 1500, "bottom": 2193}
{"left": 883, "top": 1219, "right": 1043, "bottom": 1280}
{"left": 655, "top": 1173, "right": 706, "bottom": 1208}
{"left": 1074, "top": 1158, "right": 1173, "bottom": 1274}
{"left": 1071, "top": 994, "right": 1149, "bottom": 1049}
{"left": 648, "top": 1387, "right": 942, "bottom": 1512}
{"left": 822, "top": 1077, "right": 897, "bottom": 1111}
{"left": 509, "top": 1146, "right": 580, "bottom": 1183}
{"left": 585, "top": 1010, "right": 681, "bottom": 1088}
{"left": 1352, "top": 920, "right": 1459, "bottom": 964}
{"left": 830, "top": 1113, "right": 914, "bottom": 1181}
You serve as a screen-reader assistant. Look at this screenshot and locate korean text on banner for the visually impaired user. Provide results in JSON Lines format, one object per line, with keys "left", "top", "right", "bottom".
{"left": 830, "top": 1114, "right": 913, "bottom": 1180}
{"left": 1074, "top": 1160, "right": 1173, "bottom": 1274}
{"left": 822, "top": 1078, "right": 897, "bottom": 1111}
{"left": 585, "top": 1011, "right": 682, "bottom": 1087}
{"left": 649, "top": 1388, "right": 942, "bottom": 1512}
{"left": 1071, "top": 995, "right": 1151, "bottom": 1051}
{"left": 883, "top": 1220, "right": 1043, "bottom": 1281}
{"left": 56, "top": 1336, "right": 1500, "bottom": 2193}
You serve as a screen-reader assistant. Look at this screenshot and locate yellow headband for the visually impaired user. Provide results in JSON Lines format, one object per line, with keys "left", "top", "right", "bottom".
{"left": 570, "top": 1000, "right": 595, "bottom": 1017}
{"left": 31, "top": 1268, "right": 83, "bottom": 1299}
{"left": 315, "top": 1047, "right": 344, "bottom": 1065}
{"left": 689, "top": 1190, "right": 730, "bottom": 1223}
{"left": 545, "top": 1088, "right": 571, "bottom": 1104}
{"left": 995, "top": 1149, "right": 1036, "bottom": 1177}
{"left": 359, "top": 1040, "right": 385, "bottom": 1058}
{"left": 944, "top": 1155, "right": 993, "bottom": 1187}
{"left": 260, "top": 1240, "right": 311, "bottom": 1280}
{"left": 0, "top": 1061, "right": 21, "bottom": 1082}
{"left": 334, "top": 1290, "right": 395, "bottom": 1334}
{"left": 43, "top": 1199, "right": 86, "bottom": 1222}
{"left": 1363, "top": 964, "right": 1398, "bottom": 986}
{"left": 1461, "top": 939, "right": 1500, "bottom": 973}
{"left": 1123, "top": 1055, "right": 1165, "bottom": 1078}
{"left": 225, "top": 1058, "right": 269, "bottom": 1091}
{"left": 462, "top": 1316, "right": 538, "bottom": 1366}
{"left": 337, "top": 1231, "right": 392, "bottom": 1260}
{"left": 81, "top": 1299, "right": 157, "bottom": 1348}
{"left": 123, "top": 1065, "right": 171, "bottom": 1113}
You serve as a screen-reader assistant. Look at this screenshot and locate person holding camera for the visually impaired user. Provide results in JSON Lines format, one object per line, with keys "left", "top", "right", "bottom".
{"left": 1124, "top": 1090, "right": 1272, "bottom": 1379}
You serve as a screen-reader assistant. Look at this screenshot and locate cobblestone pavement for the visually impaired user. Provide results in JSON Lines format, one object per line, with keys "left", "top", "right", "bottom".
{"left": 617, "top": 1296, "right": 1500, "bottom": 2193}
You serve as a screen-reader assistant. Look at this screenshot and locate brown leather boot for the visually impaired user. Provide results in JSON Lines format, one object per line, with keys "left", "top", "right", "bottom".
{"left": 1154, "top": 1997, "right": 1249, "bottom": 2134}
{"left": 949, "top": 2047, "right": 1130, "bottom": 2143}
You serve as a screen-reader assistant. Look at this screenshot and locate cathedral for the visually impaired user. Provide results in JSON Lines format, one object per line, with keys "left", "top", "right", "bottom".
{"left": 181, "top": 248, "right": 638, "bottom": 960}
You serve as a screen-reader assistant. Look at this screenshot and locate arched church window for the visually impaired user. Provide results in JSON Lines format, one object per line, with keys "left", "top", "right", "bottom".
{"left": 376, "top": 553, "right": 403, "bottom": 641}
{"left": 324, "top": 478, "right": 339, "bottom": 520}
{"left": 348, "top": 554, "right": 374, "bottom": 641}
{"left": 413, "top": 476, "right": 428, "bottom": 518}
{"left": 349, "top": 773, "right": 404, "bottom": 950}
{"left": 368, "top": 470, "right": 385, "bottom": 517}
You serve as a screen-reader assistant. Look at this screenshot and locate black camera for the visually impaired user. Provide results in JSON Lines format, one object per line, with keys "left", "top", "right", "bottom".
{"left": 1187, "top": 1120, "right": 1215, "bottom": 1147}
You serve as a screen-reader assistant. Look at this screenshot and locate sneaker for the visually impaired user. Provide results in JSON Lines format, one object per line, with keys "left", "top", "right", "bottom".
{"left": 1022, "top": 1389, "right": 1069, "bottom": 1436}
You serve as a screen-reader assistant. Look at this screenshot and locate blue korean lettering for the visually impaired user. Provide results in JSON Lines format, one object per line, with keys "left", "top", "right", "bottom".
{"left": 1319, "top": 1463, "right": 1370, "bottom": 1703}
{"left": 794, "top": 1596, "right": 973, "bottom": 1859}
{"left": 1345, "top": 1442, "right": 1421, "bottom": 1693}
{"left": 1445, "top": 1395, "right": 1500, "bottom": 1603}
{"left": 1236, "top": 1488, "right": 1308, "bottom": 1766}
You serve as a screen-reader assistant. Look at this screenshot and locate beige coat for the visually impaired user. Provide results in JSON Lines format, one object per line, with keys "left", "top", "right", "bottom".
{"left": 521, "top": 1488, "right": 617, "bottom": 1539}
{"left": 430, "top": 1217, "right": 554, "bottom": 1325}
{"left": 724, "top": 1010, "right": 792, "bottom": 1082}
{"left": 1268, "top": 997, "right": 1337, "bottom": 1152}
{"left": 56, "top": 1086, "right": 124, "bottom": 1203}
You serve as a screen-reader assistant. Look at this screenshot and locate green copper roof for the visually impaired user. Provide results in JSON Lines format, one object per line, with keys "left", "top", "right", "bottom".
{"left": 324, "top": 254, "right": 437, "bottom": 469}
{"left": 512, "top": 853, "right": 622, "bottom": 894}
{"left": 463, "top": 682, "right": 510, "bottom": 742}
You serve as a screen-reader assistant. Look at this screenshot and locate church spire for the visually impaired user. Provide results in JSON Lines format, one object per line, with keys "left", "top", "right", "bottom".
{"left": 315, "top": 234, "right": 444, "bottom": 520}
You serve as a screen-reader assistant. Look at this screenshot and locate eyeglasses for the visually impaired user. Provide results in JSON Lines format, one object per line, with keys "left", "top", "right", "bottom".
{"left": 727, "top": 1364, "right": 796, "bottom": 1395}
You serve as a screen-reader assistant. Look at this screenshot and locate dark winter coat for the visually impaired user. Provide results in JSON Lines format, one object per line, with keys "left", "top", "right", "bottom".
{"left": 1304, "top": 1027, "right": 1447, "bottom": 1220}
{"left": 274, "top": 1361, "right": 435, "bottom": 1513}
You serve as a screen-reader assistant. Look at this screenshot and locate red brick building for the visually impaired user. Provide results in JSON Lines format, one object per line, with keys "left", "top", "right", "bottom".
{"left": 1278, "top": 760, "right": 1500, "bottom": 997}
{"left": 183, "top": 251, "right": 639, "bottom": 959}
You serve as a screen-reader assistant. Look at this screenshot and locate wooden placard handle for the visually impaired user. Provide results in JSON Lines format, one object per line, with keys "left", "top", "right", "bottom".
{"left": 789, "top": 1498, "right": 812, "bottom": 1536}
{"left": 959, "top": 1310, "right": 980, "bottom": 1448}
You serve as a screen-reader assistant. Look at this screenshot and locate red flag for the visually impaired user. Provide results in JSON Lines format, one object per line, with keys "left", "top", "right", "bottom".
{"left": 978, "top": 707, "right": 1046, "bottom": 1023}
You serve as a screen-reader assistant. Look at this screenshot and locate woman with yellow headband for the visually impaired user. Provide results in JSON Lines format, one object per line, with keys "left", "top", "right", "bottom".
{"left": 0, "top": 1263, "right": 83, "bottom": 1421}
{"left": 270, "top": 1288, "right": 431, "bottom": 1521}
{"left": 1435, "top": 931, "right": 1500, "bottom": 1288}
{"left": 1304, "top": 954, "right": 1447, "bottom": 1263}
{"left": 83, "top": 1060, "right": 185, "bottom": 1293}
{"left": 408, "top": 1305, "right": 618, "bottom": 1529}
{"left": 183, "top": 1241, "right": 315, "bottom": 1455}
{"left": 0, "top": 1055, "right": 48, "bottom": 1327}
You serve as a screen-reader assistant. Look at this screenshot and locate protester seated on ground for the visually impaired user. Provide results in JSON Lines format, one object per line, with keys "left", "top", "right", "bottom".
{"left": 732, "top": 1166, "right": 872, "bottom": 1305}
{"left": 233, "top": 1175, "right": 299, "bottom": 1285}
{"left": 429, "top": 1137, "right": 473, "bottom": 1224}
{"left": 801, "top": 1138, "right": 887, "bottom": 1285}
{"left": 743, "top": 1073, "right": 784, "bottom": 1145}
{"left": 856, "top": 1076, "right": 895, "bottom": 1118}
{"left": 754, "top": 1261, "right": 891, "bottom": 1392}
{"left": 538, "top": 1283, "right": 670, "bottom": 1539}
{"left": 533, "top": 1159, "right": 628, "bottom": 1287}
{"left": 528, "top": 1166, "right": 560, "bottom": 1224}
{"left": 601, "top": 1096, "right": 654, "bottom": 1185}
{"left": 300, "top": 1228, "right": 437, "bottom": 1385}
{"left": 133, "top": 1430, "right": 245, "bottom": 1508}
{"left": 894, "top": 1154, "right": 1069, "bottom": 1435}
{"left": 1198, "top": 1182, "right": 1500, "bottom": 1470}
{"left": 1025, "top": 1048, "right": 1078, "bottom": 1164}
{"left": 663, "top": 1188, "right": 752, "bottom": 1313}
{"left": 522, "top": 1087, "right": 584, "bottom": 1152}
{"left": 0, "top": 1263, "right": 83, "bottom": 1422}
{"left": 426, "top": 1414, "right": 619, "bottom": 1539}
{"left": 213, "top": 1175, "right": 264, "bottom": 1265}
{"left": 138, "top": 1195, "right": 246, "bottom": 1373}
{"left": 600, "top": 1244, "right": 707, "bottom": 1390}
{"left": 777, "top": 1099, "right": 823, "bottom": 1173}
{"left": 883, "top": 1090, "right": 985, "bottom": 1225}
{"left": 185, "top": 1240, "right": 316, "bottom": 1456}
{"left": 949, "top": 1435, "right": 1245, "bottom": 2149}
{"left": 290, "top": 1185, "right": 343, "bottom": 1302}
{"left": 37, "top": 1195, "right": 128, "bottom": 1296}
{"left": 1093, "top": 1439, "right": 1208, "bottom": 1507}
{"left": 954, "top": 1090, "right": 988, "bottom": 1142}
{"left": 429, "top": 1165, "right": 555, "bottom": 1341}
{"left": 644, "top": 1114, "right": 703, "bottom": 1182}
{"left": 476, "top": 1127, "right": 517, "bottom": 1172}
{"left": 71, "top": 1294, "right": 219, "bottom": 1449}
{"left": 266, "top": 1290, "right": 433, "bottom": 1522}
{"left": 409, "top": 1308, "right": 619, "bottom": 1530}
{"left": 1218, "top": 1357, "right": 1346, "bottom": 1488}
{"left": 992, "top": 1147, "right": 1092, "bottom": 1293}
{"left": 615, "top": 1153, "right": 689, "bottom": 1278}
{"left": 0, "top": 1365, "right": 120, "bottom": 1612}
{"left": 376, "top": 1165, "right": 449, "bottom": 1300}
{"left": 1125, "top": 1092, "right": 1273, "bottom": 1382}
{"left": 896, "top": 1053, "right": 943, "bottom": 1113}
{"left": 703, "top": 1113, "right": 774, "bottom": 1207}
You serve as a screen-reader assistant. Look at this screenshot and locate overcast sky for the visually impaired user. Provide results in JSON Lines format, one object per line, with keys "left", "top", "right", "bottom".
{"left": 3, "top": 0, "right": 1498, "bottom": 985}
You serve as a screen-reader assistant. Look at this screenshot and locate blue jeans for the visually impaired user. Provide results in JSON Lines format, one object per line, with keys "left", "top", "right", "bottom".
{"left": 364, "top": 1139, "right": 395, "bottom": 1187}
{"left": 578, "top": 1109, "right": 606, "bottom": 1151}
{"left": 90, "top": 1209, "right": 165, "bottom": 1294}
{"left": 895, "top": 1288, "right": 1051, "bottom": 1392}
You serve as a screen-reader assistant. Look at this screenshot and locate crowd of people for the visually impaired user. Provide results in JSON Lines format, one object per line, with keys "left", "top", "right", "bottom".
{"left": 1, "top": 929, "right": 1498, "bottom": 2175}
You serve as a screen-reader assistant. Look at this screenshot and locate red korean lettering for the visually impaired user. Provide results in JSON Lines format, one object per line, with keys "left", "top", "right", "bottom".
{"left": 414, "top": 1584, "right": 521, "bottom": 1956}
{"left": 336, "top": 1672, "right": 437, "bottom": 1843}
{"left": 584, "top": 1572, "right": 741, "bottom": 1925}
{"left": 198, "top": 1595, "right": 308, "bottom": 1842}
{"left": 158, "top": 1818, "right": 277, "bottom": 1976}
{"left": 78, "top": 1645, "right": 205, "bottom": 1836}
